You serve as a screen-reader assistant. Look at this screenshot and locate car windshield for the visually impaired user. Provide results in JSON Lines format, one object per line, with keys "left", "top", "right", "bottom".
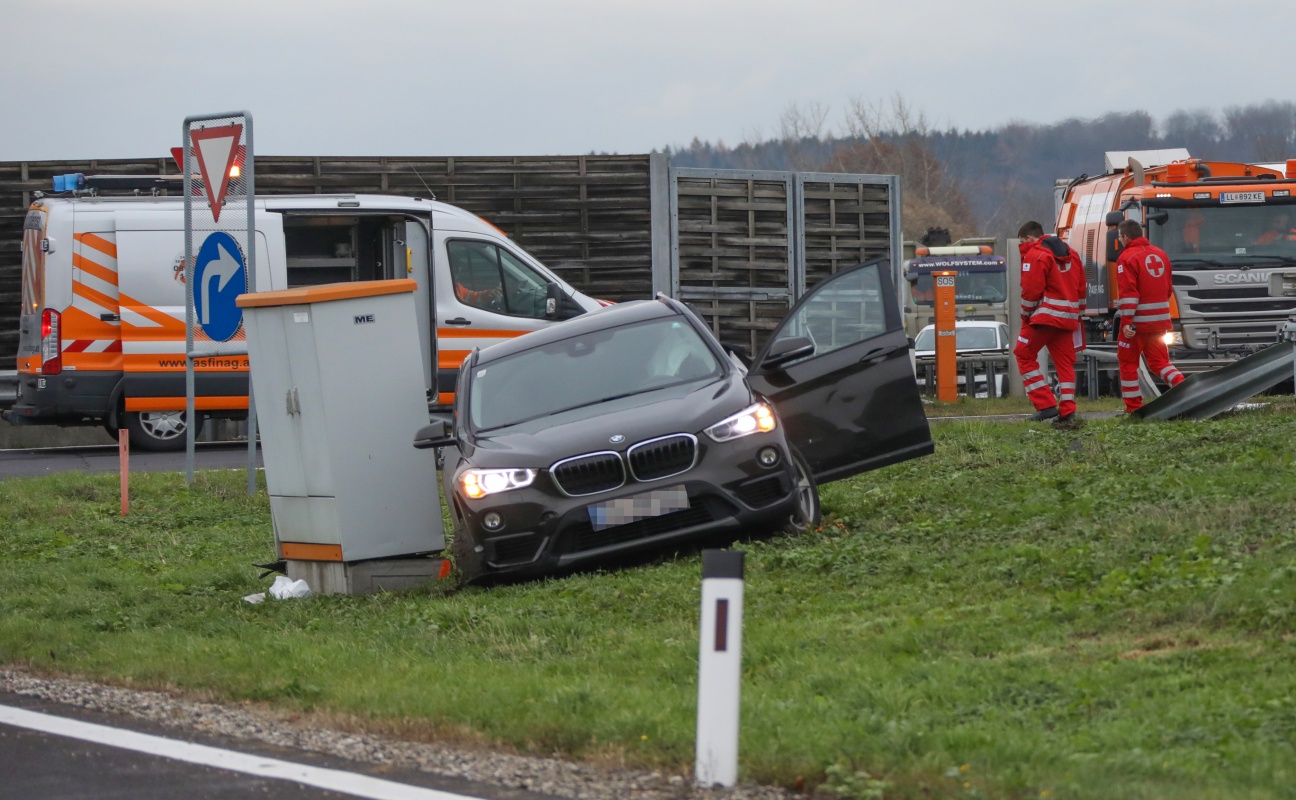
{"left": 914, "top": 326, "right": 1000, "bottom": 352}
{"left": 1145, "top": 202, "right": 1296, "bottom": 267}
{"left": 469, "top": 315, "right": 723, "bottom": 430}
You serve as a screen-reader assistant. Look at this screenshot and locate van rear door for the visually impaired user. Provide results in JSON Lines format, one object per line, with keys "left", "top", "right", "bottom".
{"left": 16, "top": 209, "right": 48, "bottom": 371}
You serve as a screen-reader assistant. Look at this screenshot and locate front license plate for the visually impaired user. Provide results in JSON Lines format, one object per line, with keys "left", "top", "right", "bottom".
{"left": 588, "top": 485, "right": 689, "bottom": 531}
{"left": 1221, "top": 191, "right": 1265, "bottom": 204}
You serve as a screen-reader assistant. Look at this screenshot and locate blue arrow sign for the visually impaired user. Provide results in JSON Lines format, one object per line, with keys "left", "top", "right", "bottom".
{"left": 193, "top": 231, "right": 246, "bottom": 342}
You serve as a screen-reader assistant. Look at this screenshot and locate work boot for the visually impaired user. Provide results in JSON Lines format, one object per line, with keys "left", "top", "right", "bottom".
{"left": 1029, "top": 406, "right": 1060, "bottom": 422}
{"left": 1053, "top": 412, "right": 1080, "bottom": 429}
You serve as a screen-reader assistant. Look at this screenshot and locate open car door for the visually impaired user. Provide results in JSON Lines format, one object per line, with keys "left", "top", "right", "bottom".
{"left": 746, "top": 259, "right": 933, "bottom": 484}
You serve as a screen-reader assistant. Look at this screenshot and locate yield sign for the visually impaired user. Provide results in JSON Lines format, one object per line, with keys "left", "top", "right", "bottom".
{"left": 190, "top": 124, "right": 243, "bottom": 223}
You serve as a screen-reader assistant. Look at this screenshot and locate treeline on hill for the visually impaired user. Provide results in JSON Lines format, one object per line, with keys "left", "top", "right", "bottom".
{"left": 661, "top": 97, "right": 1296, "bottom": 241}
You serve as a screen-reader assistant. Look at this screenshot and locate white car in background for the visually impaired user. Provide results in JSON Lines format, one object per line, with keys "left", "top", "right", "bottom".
{"left": 912, "top": 320, "right": 1011, "bottom": 397}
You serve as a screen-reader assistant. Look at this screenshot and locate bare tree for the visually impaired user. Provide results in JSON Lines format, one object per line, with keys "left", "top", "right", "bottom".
{"left": 831, "top": 94, "right": 977, "bottom": 239}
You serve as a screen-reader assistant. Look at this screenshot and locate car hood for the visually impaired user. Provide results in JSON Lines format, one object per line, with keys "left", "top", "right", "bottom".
{"left": 466, "top": 374, "right": 754, "bottom": 467}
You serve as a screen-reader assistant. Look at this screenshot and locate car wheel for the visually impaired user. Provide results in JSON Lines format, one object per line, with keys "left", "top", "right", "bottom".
{"left": 124, "top": 410, "right": 202, "bottom": 452}
{"left": 783, "top": 449, "right": 822, "bottom": 534}
{"left": 450, "top": 520, "right": 484, "bottom": 585}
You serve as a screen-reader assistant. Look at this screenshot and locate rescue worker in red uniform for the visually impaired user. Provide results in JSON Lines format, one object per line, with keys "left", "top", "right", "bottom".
{"left": 1015, "top": 221, "right": 1085, "bottom": 423}
{"left": 1115, "top": 219, "right": 1184, "bottom": 412}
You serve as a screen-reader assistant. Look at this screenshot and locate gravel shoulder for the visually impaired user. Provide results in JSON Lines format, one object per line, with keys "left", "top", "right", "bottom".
{"left": 0, "top": 667, "right": 801, "bottom": 800}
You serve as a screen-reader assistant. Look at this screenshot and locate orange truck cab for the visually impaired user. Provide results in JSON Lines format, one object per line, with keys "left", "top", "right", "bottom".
{"left": 7, "top": 179, "right": 602, "bottom": 450}
{"left": 1055, "top": 150, "right": 1296, "bottom": 355}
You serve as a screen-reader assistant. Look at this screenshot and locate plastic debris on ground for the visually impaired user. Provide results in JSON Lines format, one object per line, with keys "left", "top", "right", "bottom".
{"left": 268, "top": 575, "right": 313, "bottom": 600}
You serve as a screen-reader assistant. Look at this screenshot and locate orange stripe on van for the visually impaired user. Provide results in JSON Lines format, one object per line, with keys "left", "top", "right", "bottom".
{"left": 73, "top": 253, "right": 119, "bottom": 287}
{"left": 73, "top": 281, "right": 120, "bottom": 314}
{"left": 435, "top": 328, "right": 529, "bottom": 339}
{"left": 74, "top": 232, "right": 118, "bottom": 259}
{"left": 61, "top": 307, "right": 122, "bottom": 340}
{"left": 63, "top": 351, "right": 124, "bottom": 371}
{"left": 279, "top": 542, "right": 344, "bottom": 562}
{"left": 438, "top": 349, "right": 471, "bottom": 369}
{"left": 118, "top": 292, "right": 187, "bottom": 333}
{"left": 125, "top": 396, "right": 249, "bottom": 412}
{"left": 437, "top": 392, "right": 455, "bottom": 405}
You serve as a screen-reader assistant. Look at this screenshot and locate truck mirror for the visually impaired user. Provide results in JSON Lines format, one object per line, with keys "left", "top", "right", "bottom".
{"left": 1146, "top": 209, "right": 1170, "bottom": 226}
{"left": 1105, "top": 229, "right": 1121, "bottom": 265}
{"left": 1105, "top": 211, "right": 1125, "bottom": 227}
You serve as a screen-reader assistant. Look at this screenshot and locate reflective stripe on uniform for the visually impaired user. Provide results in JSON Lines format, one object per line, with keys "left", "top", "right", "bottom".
{"left": 1018, "top": 336, "right": 1030, "bottom": 344}
{"left": 1134, "top": 313, "right": 1171, "bottom": 322}
{"left": 1034, "top": 307, "right": 1080, "bottom": 320}
{"left": 1022, "top": 369, "right": 1043, "bottom": 381}
{"left": 1122, "top": 388, "right": 1142, "bottom": 398}
{"left": 1136, "top": 301, "right": 1170, "bottom": 311}
{"left": 1024, "top": 379, "right": 1048, "bottom": 392}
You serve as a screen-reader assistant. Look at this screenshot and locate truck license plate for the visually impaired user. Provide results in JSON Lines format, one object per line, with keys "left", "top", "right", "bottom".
{"left": 588, "top": 485, "right": 689, "bottom": 531}
{"left": 1221, "top": 191, "right": 1265, "bottom": 204}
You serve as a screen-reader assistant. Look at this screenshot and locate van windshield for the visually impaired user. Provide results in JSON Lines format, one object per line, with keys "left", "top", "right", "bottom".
{"left": 469, "top": 316, "right": 723, "bottom": 431}
{"left": 21, "top": 210, "right": 45, "bottom": 315}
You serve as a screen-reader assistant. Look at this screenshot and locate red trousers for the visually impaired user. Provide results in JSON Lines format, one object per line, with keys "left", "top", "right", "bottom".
{"left": 1014, "top": 324, "right": 1077, "bottom": 416}
{"left": 1117, "top": 330, "right": 1185, "bottom": 412}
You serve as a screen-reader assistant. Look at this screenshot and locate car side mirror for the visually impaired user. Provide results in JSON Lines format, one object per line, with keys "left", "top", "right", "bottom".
{"left": 413, "top": 419, "right": 456, "bottom": 449}
{"left": 762, "top": 335, "right": 815, "bottom": 369}
{"left": 546, "top": 282, "right": 585, "bottom": 321}
{"left": 1105, "top": 211, "right": 1125, "bottom": 227}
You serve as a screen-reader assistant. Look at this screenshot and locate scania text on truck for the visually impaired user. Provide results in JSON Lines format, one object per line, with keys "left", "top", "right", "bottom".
{"left": 8, "top": 177, "right": 600, "bottom": 450}
{"left": 1054, "top": 150, "right": 1296, "bottom": 356}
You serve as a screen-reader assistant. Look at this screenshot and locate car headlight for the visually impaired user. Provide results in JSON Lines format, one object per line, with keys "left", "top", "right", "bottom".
{"left": 460, "top": 468, "right": 536, "bottom": 499}
{"left": 705, "top": 403, "right": 777, "bottom": 442}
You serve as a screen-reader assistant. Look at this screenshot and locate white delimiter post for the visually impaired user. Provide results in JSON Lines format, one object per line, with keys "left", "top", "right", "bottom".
{"left": 696, "top": 549, "right": 745, "bottom": 788}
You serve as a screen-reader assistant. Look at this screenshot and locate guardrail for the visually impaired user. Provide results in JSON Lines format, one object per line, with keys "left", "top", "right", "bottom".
{"left": 915, "top": 355, "right": 1010, "bottom": 398}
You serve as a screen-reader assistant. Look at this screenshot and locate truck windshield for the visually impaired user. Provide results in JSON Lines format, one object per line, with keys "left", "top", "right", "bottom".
{"left": 910, "top": 271, "right": 1007, "bottom": 305}
{"left": 469, "top": 315, "right": 723, "bottom": 431}
{"left": 1146, "top": 203, "right": 1296, "bottom": 267}
{"left": 21, "top": 210, "right": 45, "bottom": 315}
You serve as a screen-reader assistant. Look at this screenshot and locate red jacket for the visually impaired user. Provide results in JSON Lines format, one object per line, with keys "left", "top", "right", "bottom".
{"left": 1019, "top": 238, "right": 1084, "bottom": 331}
{"left": 1115, "top": 236, "right": 1174, "bottom": 333}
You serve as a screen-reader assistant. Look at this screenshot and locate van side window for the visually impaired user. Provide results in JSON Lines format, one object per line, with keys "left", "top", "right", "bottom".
{"left": 447, "top": 239, "right": 549, "bottom": 319}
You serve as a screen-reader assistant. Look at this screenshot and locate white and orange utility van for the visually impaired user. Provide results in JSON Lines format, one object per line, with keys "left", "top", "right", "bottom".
{"left": 7, "top": 182, "right": 601, "bottom": 450}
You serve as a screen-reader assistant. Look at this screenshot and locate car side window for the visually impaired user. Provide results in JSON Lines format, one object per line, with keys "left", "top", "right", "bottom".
{"left": 447, "top": 239, "right": 548, "bottom": 319}
{"left": 770, "top": 263, "right": 888, "bottom": 364}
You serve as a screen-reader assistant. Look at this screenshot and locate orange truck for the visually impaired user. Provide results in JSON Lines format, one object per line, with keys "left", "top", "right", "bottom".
{"left": 1054, "top": 150, "right": 1296, "bottom": 355}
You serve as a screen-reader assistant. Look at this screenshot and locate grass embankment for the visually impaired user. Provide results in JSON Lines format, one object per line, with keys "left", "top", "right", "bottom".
{"left": 2, "top": 405, "right": 1295, "bottom": 799}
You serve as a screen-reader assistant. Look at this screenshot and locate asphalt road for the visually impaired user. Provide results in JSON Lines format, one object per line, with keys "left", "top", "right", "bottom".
{"left": 0, "top": 692, "right": 558, "bottom": 800}
{"left": 0, "top": 442, "right": 263, "bottom": 480}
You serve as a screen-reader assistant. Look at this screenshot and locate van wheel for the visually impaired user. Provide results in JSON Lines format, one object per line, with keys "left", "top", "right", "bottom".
{"left": 783, "top": 449, "right": 822, "bottom": 535}
{"left": 125, "top": 410, "right": 202, "bottom": 452}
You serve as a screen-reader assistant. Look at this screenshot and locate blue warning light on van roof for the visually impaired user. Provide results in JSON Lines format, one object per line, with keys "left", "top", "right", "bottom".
{"left": 52, "top": 174, "right": 86, "bottom": 192}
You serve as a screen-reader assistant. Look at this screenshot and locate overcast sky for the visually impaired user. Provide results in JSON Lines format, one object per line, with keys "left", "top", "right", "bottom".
{"left": 3, "top": 0, "right": 1290, "bottom": 161}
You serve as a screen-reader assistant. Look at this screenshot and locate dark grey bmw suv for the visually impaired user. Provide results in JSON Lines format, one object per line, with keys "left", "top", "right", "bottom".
{"left": 416, "top": 260, "right": 933, "bottom": 581}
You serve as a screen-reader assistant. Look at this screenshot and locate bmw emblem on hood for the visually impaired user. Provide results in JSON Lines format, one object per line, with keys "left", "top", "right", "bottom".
{"left": 609, "top": 434, "right": 626, "bottom": 444}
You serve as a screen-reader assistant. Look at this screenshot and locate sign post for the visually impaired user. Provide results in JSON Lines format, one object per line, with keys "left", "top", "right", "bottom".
{"left": 933, "top": 270, "right": 958, "bottom": 403}
{"left": 182, "top": 112, "right": 257, "bottom": 495}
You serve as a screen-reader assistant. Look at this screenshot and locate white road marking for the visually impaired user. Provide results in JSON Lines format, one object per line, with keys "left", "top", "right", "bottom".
{"left": 0, "top": 704, "right": 483, "bottom": 800}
